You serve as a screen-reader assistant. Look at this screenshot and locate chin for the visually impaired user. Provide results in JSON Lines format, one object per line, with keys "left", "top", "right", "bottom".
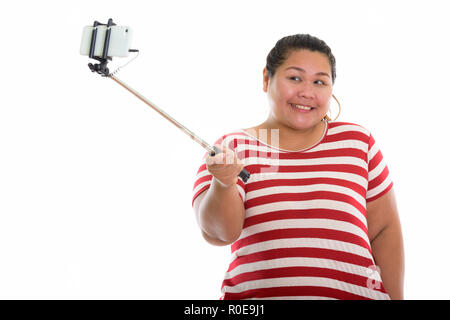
{"left": 287, "top": 117, "right": 323, "bottom": 131}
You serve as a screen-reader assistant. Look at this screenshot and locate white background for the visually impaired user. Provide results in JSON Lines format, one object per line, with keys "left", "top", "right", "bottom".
{"left": 0, "top": 0, "right": 449, "bottom": 299}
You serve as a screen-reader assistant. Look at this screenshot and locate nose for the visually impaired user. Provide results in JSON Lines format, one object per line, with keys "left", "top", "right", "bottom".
{"left": 297, "top": 81, "right": 314, "bottom": 100}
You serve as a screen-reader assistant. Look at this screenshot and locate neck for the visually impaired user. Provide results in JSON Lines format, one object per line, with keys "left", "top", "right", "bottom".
{"left": 257, "top": 118, "right": 326, "bottom": 151}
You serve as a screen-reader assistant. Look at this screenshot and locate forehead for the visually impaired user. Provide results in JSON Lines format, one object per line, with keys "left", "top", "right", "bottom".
{"left": 282, "top": 49, "right": 331, "bottom": 74}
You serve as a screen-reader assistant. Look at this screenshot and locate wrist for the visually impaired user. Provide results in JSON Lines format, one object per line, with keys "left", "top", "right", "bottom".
{"left": 211, "top": 177, "right": 236, "bottom": 189}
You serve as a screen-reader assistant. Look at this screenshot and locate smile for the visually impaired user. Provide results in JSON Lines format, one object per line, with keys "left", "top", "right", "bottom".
{"left": 290, "top": 104, "right": 314, "bottom": 111}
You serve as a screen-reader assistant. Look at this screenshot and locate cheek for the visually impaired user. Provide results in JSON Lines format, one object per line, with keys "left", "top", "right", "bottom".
{"left": 275, "top": 86, "right": 296, "bottom": 104}
{"left": 317, "top": 91, "right": 333, "bottom": 108}
{"left": 320, "top": 97, "right": 331, "bottom": 109}
{"left": 269, "top": 84, "right": 290, "bottom": 106}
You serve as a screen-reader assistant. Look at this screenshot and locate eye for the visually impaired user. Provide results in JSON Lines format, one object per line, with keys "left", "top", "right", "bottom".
{"left": 289, "top": 76, "right": 301, "bottom": 81}
{"left": 315, "top": 79, "right": 326, "bottom": 85}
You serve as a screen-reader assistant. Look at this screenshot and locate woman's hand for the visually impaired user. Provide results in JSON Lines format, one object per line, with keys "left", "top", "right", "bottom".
{"left": 206, "top": 145, "right": 244, "bottom": 188}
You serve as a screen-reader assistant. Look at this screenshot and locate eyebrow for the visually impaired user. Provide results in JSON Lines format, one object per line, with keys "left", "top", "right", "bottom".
{"left": 285, "top": 66, "right": 331, "bottom": 78}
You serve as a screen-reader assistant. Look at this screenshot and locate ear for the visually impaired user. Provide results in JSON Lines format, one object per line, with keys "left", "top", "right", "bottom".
{"left": 263, "top": 68, "right": 269, "bottom": 92}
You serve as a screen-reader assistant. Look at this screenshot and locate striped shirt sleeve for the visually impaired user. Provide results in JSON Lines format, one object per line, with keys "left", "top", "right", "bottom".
{"left": 366, "top": 133, "right": 393, "bottom": 202}
{"left": 192, "top": 134, "right": 246, "bottom": 207}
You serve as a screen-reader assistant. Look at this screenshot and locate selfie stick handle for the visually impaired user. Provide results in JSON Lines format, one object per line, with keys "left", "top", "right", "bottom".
{"left": 109, "top": 75, "right": 251, "bottom": 183}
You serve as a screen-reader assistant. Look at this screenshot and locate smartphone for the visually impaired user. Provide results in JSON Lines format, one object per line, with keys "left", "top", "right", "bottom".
{"left": 80, "top": 25, "right": 133, "bottom": 58}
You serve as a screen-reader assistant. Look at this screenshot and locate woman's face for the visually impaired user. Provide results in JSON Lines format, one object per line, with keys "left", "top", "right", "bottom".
{"left": 263, "top": 49, "right": 333, "bottom": 131}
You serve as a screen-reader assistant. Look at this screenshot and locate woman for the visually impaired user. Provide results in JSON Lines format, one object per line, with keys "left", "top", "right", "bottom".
{"left": 192, "top": 34, "right": 404, "bottom": 300}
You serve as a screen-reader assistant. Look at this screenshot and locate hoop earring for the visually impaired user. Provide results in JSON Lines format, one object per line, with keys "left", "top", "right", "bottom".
{"left": 324, "top": 94, "right": 342, "bottom": 122}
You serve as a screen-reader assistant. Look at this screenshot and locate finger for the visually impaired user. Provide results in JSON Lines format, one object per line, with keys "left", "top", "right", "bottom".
{"left": 207, "top": 152, "right": 224, "bottom": 166}
{"left": 206, "top": 155, "right": 214, "bottom": 166}
{"left": 225, "top": 151, "right": 236, "bottom": 165}
{"left": 212, "top": 144, "right": 223, "bottom": 156}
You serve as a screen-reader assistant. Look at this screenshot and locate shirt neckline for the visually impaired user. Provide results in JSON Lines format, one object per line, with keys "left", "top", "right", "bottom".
{"left": 239, "top": 120, "right": 329, "bottom": 153}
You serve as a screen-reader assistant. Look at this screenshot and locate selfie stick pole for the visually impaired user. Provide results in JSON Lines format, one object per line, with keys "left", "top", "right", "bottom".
{"left": 86, "top": 19, "right": 250, "bottom": 183}
{"left": 110, "top": 76, "right": 212, "bottom": 154}
{"left": 109, "top": 75, "right": 250, "bottom": 182}
{"left": 111, "top": 75, "right": 250, "bottom": 182}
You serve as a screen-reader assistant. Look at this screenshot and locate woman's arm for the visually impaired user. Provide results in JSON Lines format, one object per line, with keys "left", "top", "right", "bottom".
{"left": 193, "top": 178, "right": 245, "bottom": 246}
{"left": 193, "top": 146, "right": 246, "bottom": 246}
{"left": 366, "top": 188, "right": 405, "bottom": 299}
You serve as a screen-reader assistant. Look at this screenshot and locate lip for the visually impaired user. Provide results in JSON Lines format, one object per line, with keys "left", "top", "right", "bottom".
{"left": 290, "top": 103, "right": 315, "bottom": 112}
{"left": 290, "top": 103, "right": 314, "bottom": 108}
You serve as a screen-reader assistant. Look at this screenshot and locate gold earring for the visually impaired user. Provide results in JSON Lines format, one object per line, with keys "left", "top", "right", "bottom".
{"left": 324, "top": 94, "right": 341, "bottom": 122}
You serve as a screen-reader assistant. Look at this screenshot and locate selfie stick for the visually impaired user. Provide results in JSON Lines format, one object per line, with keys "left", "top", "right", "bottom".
{"left": 86, "top": 19, "right": 250, "bottom": 183}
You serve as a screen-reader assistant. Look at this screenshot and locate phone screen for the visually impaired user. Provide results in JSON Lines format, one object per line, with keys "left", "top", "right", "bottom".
{"left": 80, "top": 25, "right": 133, "bottom": 58}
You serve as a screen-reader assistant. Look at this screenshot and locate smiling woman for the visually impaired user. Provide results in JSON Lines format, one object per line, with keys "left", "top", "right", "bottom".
{"left": 261, "top": 49, "right": 332, "bottom": 148}
{"left": 192, "top": 34, "right": 404, "bottom": 300}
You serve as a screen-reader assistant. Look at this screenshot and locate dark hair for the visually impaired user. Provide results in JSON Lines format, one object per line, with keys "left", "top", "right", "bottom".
{"left": 266, "top": 34, "right": 336, "bottom": 83}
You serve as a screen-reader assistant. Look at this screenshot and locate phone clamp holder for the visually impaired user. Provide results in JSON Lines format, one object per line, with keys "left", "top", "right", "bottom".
{"left": 87, "top": 18, "right": 116, "bottom": 77}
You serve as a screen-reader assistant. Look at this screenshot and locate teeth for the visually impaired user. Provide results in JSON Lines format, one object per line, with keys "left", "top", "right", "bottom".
{"left": 293, "top": 104, "right": 312, "bottom": 110}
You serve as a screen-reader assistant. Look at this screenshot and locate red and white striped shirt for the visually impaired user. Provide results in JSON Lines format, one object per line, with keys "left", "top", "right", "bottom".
{"left": 192, "top": 121, "right": 393, "bottom": 300}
